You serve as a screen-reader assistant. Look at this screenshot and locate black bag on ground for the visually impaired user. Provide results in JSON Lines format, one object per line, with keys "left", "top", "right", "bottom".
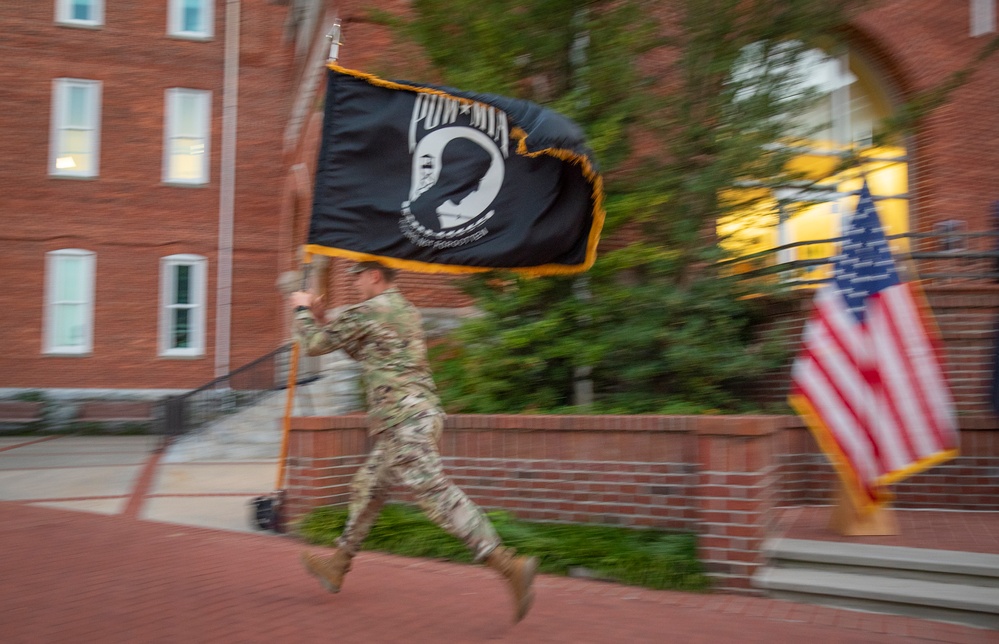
{"left": 250, "top": 493, "right": 284, "bottom": 532}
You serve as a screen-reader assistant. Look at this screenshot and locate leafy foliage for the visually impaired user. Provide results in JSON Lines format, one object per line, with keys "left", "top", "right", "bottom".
{"left": 432, "top": 248, "right": 791, "bottom": 414}
{"left": 298, "top": 503, "right": 710, "bottom": 592}
{"left": 380, "top": 1, "right": 866, "bottom": 413}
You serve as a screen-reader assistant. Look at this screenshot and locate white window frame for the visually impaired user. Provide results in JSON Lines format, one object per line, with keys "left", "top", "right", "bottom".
{"left": 168, "top": 0, "right": 214, "bottom": 40}
{"left": 50, "top": 78, "right": 101, "bottom": 178}
{"left": 43, "top": 249, "right": 96, "bottom": 355}
{"left": 163, "top": 88, "right": 212, "bottom": 185}
{"left": 55, "top": 0, "right": 104, "bottom": 27}
{"left": 971, "top": 0, "right": 997, "bottom": 36}
{"left": 159, "top": 254, "right": 207, "bottom": 357}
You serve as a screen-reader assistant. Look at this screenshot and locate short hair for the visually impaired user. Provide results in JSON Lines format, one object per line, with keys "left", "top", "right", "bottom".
{"left": 349, "top": 261, "right": 398, "bottom": 282}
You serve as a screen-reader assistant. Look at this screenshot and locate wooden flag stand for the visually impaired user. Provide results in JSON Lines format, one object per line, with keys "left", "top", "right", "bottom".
{"left": 828, "top": 482, "right": 898, "bottom": 536}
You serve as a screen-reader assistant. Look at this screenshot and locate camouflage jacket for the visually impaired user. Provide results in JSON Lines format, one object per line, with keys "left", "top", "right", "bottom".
{"left": 293, "top": 287, "right": 441, "bottom": 434}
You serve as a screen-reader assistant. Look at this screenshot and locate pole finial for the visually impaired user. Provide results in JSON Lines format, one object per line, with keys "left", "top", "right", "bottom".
{"left": 326, "top": 18, "right": 342, "bottom": 63}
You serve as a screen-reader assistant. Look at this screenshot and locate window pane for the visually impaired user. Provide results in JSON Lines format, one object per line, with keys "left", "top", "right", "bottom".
{"left": 794, "top": 95, "right": 833, "bottom": 141}
{"left": 66, "top": 86, "right": 89, "bottom": 128}
{"left": 174, "top": 265, "right": 191, "bottom": 305}
{"left": 972, "top": 0, "right": 997, "bottom": 36}
{"left": 170, "top": 136, "right": 203, "bottom": 157}
{"left": 46, "top": 250, "right": 94, "bottom": 353}
{"left": 62, "top": 130, "right": 95, "bottom": 173}
{"left": 63, "top": 152, "right": 92, "bottom": 174}
{"left": 54, "top": 81, "right": 98, "bottom": 177}
{"left": 169, "top": 138, "right": 204, "bottom": 180}
{"left": 72, "top": 1, "right": 92, "bottom": 21}
{"left": 166, "top": 90, "right": 207, "bottom": 182}
{"left": 177, "top": 95, "right": 201, "bottom": 134}
{"left": 54, "top": 303, "right": 85, "bottom": 347}
{"left": 172, "top": 308, "right": 191, "bottom": 348}
{"left": 63, "top": 129, "right": 90, "bottom": 154}
{"left": 183, "top": 0, "right": 203, "bottom": 32}
{"left": 54, "top": 257, "right": 85, "bottom": 301}
{"left": 161, "top": 255, "right": 204, "bottom": 355}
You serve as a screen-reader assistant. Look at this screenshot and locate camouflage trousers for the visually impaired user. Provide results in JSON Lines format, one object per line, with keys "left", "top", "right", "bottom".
{"left": 335, "top": 411, "right": 501, "bottom": 562}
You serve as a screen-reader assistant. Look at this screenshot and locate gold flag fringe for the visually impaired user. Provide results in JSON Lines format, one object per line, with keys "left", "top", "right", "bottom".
{"left": 311, "top": 63, "right": 605, "bottom": 278}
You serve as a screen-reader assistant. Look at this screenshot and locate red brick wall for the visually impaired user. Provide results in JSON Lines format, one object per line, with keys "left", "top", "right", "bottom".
{"left": 778, "top": 419, "right": 999, "bottom": 510}
{"left": 853, "top": 1, "right": 999, "bottom": 253}
{"left": 3, "top": 1, "right": 996, "bottom": 392}
{"left": 287, "top": 414, "right": 790, "bottom": 591}
{"left": 926, "top": 286, "right": 999, "bottom": 414}
{"left": 287, "top": 412, "right": 999, "bottom": 591}
{"left": 0, "top": 1, "right": 291, "bottom": 389}
{"left": 748, "top": 285, "right": 999, "bottom": 416}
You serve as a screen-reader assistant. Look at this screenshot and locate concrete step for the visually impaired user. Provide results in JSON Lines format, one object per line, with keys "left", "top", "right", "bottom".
{"left": 755, "top": 538, "right": 999, "bottom": 630}
{"left": 763, "top": 538, "right": 999, "bottom": 588}
{"left": 163, "top": 352, "right": 361, "bottom": 463}
{"left": 754, "top": 566, "right": 999, "bottom": 630}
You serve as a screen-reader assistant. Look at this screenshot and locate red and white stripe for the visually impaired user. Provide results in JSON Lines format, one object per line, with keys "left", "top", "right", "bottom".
{"left": 791, "top": 286, "right": 880, "bottom": 499}
{"left": 791, "top": 283, "right": 957, "bottom": 501}
{"left": 867, "top": 283, "right": 958, "bottom": 465}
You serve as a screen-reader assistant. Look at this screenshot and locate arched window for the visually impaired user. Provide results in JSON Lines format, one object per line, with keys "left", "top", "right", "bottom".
{"left": 722, "top": 44, "right": 908, "bottom": 284}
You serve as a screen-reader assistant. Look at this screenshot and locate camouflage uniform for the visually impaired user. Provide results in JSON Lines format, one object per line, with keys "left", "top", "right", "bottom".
{"left": 294, "top": 287, "right": 500, "bottom": 561}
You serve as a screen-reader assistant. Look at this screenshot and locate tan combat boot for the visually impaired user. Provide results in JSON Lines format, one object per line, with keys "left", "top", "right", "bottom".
{"left": 301, "top": 549, "right": 352, "bottom": 593}
{"left": 485, "top": 546, "right": 538, "bottom": 623}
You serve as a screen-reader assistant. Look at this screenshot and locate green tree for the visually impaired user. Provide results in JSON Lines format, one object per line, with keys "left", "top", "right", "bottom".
{"left": 381, "top": 0, "right": 865, "bottom": 413}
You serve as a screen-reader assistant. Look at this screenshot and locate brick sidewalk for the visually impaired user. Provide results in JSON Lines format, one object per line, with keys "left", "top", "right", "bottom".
{"left": 777, "top": 506, "right": 999, "bottom": 555}
{"left": 2, "top": 503, "right": 994, "bottom": 643}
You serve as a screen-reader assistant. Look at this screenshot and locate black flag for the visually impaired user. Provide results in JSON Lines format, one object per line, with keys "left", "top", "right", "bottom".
{"left": 306, "top": 65, "right": 604, "bottom": 276}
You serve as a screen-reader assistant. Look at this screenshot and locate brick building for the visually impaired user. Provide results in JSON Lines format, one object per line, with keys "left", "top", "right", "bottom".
{"left": 1, "top": 0, "right": 997, "bottom": 408}
{"left": 0, "top": 0, "right": 298, "bottom": 399}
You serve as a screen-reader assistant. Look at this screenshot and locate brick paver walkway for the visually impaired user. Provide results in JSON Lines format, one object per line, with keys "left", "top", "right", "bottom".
{"left": 2, "top": 502, "right": 993, "bottom": 644}
{"left": 777, "top": 506, "right": 999, "bottom": 555}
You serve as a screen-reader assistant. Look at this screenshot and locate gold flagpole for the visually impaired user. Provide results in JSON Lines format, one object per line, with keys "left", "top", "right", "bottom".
{"left": 271, "top": 16, "right": 344, "bottom": 511}
{"left": 828, "top": 155, "right": 897, "bottom": 536}
{"left": 275, "top": 253, "right": 313, "bottom": 492}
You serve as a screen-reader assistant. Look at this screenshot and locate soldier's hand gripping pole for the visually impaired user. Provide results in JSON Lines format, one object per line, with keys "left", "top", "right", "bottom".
{"left": 275, "top": 254, "right": 313, "bottom": 492}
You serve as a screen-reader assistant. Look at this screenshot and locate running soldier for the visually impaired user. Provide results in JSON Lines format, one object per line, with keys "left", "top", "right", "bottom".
{"left": 292, "top": 261, "right": 537, "bottom": 623}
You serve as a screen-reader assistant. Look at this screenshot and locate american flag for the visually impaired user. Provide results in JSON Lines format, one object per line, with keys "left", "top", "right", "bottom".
{"left": 789, "top": 182, "right": 959, "bottom": 509}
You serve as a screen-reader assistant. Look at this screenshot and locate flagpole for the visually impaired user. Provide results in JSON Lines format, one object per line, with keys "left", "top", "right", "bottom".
{"left": 829, "top": 479, "right": 897, "bottom": 536}
{"left": 838, "top": 167, "right": 898, "bottom": 535}
{"left": 797, "top": 168, "right": 928, "bottom": 536}
{"left": 275, "top": 253, "right": 312, "bottom": 494}
{"left": 273, "top": 15, "right": 344, "bottom": 499}
{"left": 326, "top": 17, "right": 342, "bottom": 64}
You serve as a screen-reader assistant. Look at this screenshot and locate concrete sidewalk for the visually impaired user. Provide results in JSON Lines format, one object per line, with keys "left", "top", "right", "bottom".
{"left": 0, "top": 435, "right": 275, "bottom": 533}
{"left": 0, "top": 435, "right": 994, "bottom": 642}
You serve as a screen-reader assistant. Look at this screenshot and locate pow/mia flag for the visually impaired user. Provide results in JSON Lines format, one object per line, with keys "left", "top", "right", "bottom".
{"left": 306, "top": 65, "right": 605, "bottom": 276}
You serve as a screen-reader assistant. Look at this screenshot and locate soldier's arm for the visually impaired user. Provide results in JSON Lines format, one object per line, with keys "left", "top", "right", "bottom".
{"left": 294, "top": 305, "right": 369, "bottom": 356}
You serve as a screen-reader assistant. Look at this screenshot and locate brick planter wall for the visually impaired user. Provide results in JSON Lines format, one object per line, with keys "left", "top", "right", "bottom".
{"left": 778, "top": 418, "right": 999, "bottom": 510}
{"left": 748, "top": 286, "right": 999, "bottom": 415}
{"left": 287, "top": 414, "right": 790, "bottom": 591}
{"left": 287, "top": 413, "right": 999, "bottom": 592}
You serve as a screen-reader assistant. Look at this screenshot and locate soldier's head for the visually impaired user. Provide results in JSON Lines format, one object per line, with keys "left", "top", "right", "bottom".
{"left": 348, "top": 261, "right": 397, "bottom": 299}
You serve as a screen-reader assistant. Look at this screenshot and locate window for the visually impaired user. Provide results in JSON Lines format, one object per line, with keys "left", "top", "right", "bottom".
{"left": 56, "top": 0, "right": 104, "bottom": 27}
{"left": 160, "top": 254, "right": 207, "bottom": 357}
{"left": 50, "top": 79, "right": 101, "bottom": 178}
{"left": 971, "top": 0, "right": 997, "bottom": 36}
{"left": 721, "top": 45, "right": 910, "bottom": 285}
{"left": 44, "top": 249, "right": 96, "bottom": 355}
{"left": 163, "top": 88, "right": 211, "bottom": 184}
{"left": 168, "top": 0, "right": 214, "bottom": 39}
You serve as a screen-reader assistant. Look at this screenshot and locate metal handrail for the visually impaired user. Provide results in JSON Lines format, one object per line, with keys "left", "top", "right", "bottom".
{"left": 162, "top": 343, "right": 318, "bottom": 437}
{"left": 724, "top": 230, "right": 999, "bottom": 284}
